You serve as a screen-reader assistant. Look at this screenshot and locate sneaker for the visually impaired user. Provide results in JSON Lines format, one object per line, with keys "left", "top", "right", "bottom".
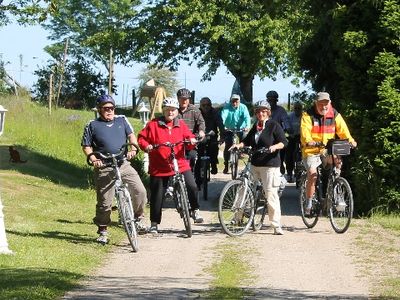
{"left": 274, "top": 227, "right": 284, "bottom": 235}
{"left": 192, "top": 209, "right": 204, "bottom": 224}
{"left": 135, "top": 220, "right": 147, "bottom": 234}
{"left": 149, "top": 222, "right": 158, "bottom": 234}
{"left": 96, "top": 231, "right": 109, "bottom": 244}
{"left": 304, "top": 199, "right": 313, "bottom": 216}
{"left": 211, "top": 165, "right": 218, "bottom": 175}
{"left": 223, "top": 165, "right": 229, "bottom": 174}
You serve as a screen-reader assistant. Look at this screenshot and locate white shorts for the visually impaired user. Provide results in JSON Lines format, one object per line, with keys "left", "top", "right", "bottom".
{"left": 303, "top": 153, "right": 328, "bottom": 170}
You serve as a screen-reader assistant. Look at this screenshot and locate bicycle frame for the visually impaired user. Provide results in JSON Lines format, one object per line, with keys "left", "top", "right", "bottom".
{"left": 153, "top": 141, "right": 192, "bottom": 237}
{"left": 88, "top": 143, "right": 139, "bottom": 252}
{"left": 226, "top": 128, "right": 245, "bottom": 179}
{"left": 218, "top": 146, "right": 270, "bottom": 236}
{"left": 299, "top": 139, "right": 354, "bottom": 233}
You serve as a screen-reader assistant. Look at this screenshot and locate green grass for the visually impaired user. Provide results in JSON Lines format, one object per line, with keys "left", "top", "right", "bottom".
{"left": 370, "top": 213, "right": 400, "bottom": 232}
{"left": 205, "top": 239, "right": 254, "bottom": 299}
{"left": 0, "top": 95, "right": 145, "bottom": 299}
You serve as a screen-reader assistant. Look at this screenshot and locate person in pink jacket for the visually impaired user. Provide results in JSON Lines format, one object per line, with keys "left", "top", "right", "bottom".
{"left": 138, "top": 97, "right": 204, "bottom": 234}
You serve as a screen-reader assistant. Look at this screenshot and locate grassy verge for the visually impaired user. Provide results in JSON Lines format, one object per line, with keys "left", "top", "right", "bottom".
{"left": 353, "top": 214, "right": 400, "bottom": 298}
{"left": 0, "top": 95, "right": 145, "bottom": 299}
{"left": 205, "top": 238, "right": 254, "bottom": 299}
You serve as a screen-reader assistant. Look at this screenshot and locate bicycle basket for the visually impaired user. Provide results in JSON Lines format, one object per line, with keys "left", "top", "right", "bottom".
{"left": 327, "top": 139, "right": 350, "bottom": 156}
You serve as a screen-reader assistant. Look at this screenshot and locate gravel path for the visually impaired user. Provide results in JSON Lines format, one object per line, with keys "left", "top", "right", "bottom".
{"left": 63, "top": 172, "right": 371, "bottom": 299}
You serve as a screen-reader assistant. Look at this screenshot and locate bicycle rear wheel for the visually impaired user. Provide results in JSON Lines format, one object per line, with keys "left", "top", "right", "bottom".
{"left": 328, "top": 177, "right": 353, "bottom": 233}
{"left": 175, "top": 180, "right": 192, "bottom": 237}
{"left": 252, "top": 187, "right": 267, "bottom": 231}
{"left": 299, "top": 174, "right": 319, "bottom": 228}
{"left": 117, "top": 189, "right": 139, "bottom": 252}
{"left": 230, "top": 150, "right": 239, "bottom": 180}
{"left": 218, "top": 179, "right": 255, "bottom": 236}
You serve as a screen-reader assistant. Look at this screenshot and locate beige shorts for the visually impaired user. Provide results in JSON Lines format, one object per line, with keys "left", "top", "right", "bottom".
{"left": 303, "top": 153, "right": 328, "bottom": 170}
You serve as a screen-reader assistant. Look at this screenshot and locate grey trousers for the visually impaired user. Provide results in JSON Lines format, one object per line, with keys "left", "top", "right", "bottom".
{"left": 93, "top": 160, "right": 147, "bottom": 227}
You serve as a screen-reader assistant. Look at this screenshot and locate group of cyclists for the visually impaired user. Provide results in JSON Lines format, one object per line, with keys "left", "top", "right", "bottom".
{"left": 82, "top": 89, "right": 356, "bottom": 243}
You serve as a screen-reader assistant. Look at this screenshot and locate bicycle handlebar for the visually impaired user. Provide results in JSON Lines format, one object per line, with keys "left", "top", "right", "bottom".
{"left": 225, "top": 128, "right": 245, "bottom": 134}
{"left": 152, "top": 140, "right": 192, "bottom": 149}
{"left": 87, "top": 143, "right": 139, "bottom": 166}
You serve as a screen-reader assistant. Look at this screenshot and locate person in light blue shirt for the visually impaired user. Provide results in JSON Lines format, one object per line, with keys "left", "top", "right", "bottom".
{"left": 220, "top": 94, "right": 251, "bottom": 174}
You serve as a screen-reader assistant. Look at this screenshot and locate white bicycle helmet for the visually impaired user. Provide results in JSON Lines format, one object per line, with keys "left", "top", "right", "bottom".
{"left": 254, "top": 100, "right": 271, "bottom": 110}
{"left": 162, "top": 97, "right": 179, "bottom": 109}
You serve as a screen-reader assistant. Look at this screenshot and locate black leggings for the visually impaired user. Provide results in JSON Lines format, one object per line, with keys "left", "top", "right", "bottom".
{"left": 149, "top": 171, "right": 199, "bottom": 224}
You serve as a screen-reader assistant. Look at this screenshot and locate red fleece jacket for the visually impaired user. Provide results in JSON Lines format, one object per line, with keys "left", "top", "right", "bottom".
{"left": 138, "top": 117, "right": 195, "bottom": 176}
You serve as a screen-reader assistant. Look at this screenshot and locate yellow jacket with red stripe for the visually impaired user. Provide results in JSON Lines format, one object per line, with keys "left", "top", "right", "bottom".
{"left": 300, "top": 104, "right": 355, "bottom": 157}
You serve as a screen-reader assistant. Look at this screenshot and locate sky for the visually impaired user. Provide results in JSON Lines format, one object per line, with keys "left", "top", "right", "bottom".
{"left": 0, "top": 22, "right": 311, "bottom": 106}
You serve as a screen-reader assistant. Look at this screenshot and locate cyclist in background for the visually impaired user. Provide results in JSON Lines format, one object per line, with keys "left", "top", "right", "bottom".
{"left": 81, "top": 94, "right": 148, "bottom": 244}
{"left": 230, "top": 100, "right": 287, "bottom": 235}
{"left": 266, "top": 90, "right": 289, "bottom": 175}
{"left": 285, "top": 101, "right": 303, "bottom": 183}
{"left": 137, "top": 97, "right": 204, "bottom": 234}
{"left": 220, "top": 94, "right": 251, "bottom": 174}
{"left": 300, "top": 92, "right": 357, "bottom": 215}
{"left": 196, "top": 96, "right": 225, "bottom": 177}
{"left": 176, "top": 88, "right": 205, "bottom": 170}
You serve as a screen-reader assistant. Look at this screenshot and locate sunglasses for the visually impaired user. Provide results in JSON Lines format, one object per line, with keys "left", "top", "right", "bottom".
{"left": 101, "top": 106, "right": 115, "bottom": 112}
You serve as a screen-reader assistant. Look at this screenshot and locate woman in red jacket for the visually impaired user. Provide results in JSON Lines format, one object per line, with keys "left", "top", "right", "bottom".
{"left": 138, "top": 97, "right": 204, "bottom": 234}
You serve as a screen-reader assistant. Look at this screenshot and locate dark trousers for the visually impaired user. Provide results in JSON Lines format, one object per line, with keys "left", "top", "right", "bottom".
{"left": 285, "top": 135, "right": 301, "bottom": 176}
{"left": 223, "top": 131, "right": 244, "bottom": 165}
{"left": 149, "top": 171, "right": 199, "bottom": 224}
{"left": 194, "top": 139, "right": 219, "bottom": 184}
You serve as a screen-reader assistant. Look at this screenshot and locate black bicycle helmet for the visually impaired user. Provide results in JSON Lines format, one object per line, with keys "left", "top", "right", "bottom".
{"left": 266, "top": 90, "right": 279, "bottom": 99}
{"left": 96, "top": 94, "right": 115, "bottom": 106}
{"left": 177, "top": 88, "right": 191, "bottom": 99}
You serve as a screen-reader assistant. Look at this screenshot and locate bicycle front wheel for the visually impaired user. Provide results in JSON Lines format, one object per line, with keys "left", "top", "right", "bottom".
{"left": 328, "top": 177, "right": 353, "bottom": 233}
{"left": 230, "top": 151, "right": 239, "bottom": 180}
{"left": 218, "top": 179, "right": 255, "bottom": 236}
{"left": 299, "top": 174, "right": 319, "bottom": 228}
{"left": 117, "top": 189, "right": 139, "bottom": 252}
{"left": 175, "top": 179, "right": 192, "bottom": 237}
{"left": 253, "top": 188, "right": 267, "bottom": 231}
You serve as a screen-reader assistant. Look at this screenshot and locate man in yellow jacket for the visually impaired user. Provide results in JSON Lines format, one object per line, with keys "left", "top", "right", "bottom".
{"left": 300, "top": 92, "right": 357, "bottom": 215}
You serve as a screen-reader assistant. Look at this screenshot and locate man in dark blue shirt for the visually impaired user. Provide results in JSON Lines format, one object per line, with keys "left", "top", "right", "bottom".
{"left": 81, "top": 95, "right": 147, "bottom": 244}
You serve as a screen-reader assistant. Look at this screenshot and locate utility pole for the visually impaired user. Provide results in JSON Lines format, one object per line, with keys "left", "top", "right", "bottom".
{"left": 108, "top": 48, "right": 114, "bottom": 95}
{"left": 55, "top": 38, "right": 69, "bottom": 109}
{"left": 49, "top": 73, "right": 53, "bottom": 115}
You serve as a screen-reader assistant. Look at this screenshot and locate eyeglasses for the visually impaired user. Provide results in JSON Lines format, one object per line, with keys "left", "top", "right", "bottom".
{"left": 200, "top": 103, "right": 211, "bottom": 107}
{"left": 101, "top": 106, "right": 115, "bottom": 112}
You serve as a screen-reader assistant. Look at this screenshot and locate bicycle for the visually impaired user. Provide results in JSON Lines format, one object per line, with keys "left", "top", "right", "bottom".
{"left": 299, "top": 139, "right": 354, "bottom": 233}
{"left": 293, "top": 138, "right": 304, "bottom": 189}
{"left": 153, "top": 140, "right": 193, "bottom": 237}
{"left": 87, "top": 143, "right": 140, "bottom": 252}
{"left": 194, "top": 130, "right": 216, "bottom": 201}
{"left": 218, "top": 146, "right": 270, "bottom": 236}
{"left": 225, "top": 128, "right": 245, "bottom": 179}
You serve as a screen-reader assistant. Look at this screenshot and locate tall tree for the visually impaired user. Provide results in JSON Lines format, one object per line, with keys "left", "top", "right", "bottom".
{"left": 296, "top": 0, "right": 400, "bottom": 213}
{"left": 126, "top": 0, "right": 311, "bottom": 102}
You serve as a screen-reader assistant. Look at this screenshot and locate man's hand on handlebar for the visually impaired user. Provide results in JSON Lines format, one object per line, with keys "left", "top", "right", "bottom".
{"left": 229, "top": 142, "right": 244, "bottom": 151}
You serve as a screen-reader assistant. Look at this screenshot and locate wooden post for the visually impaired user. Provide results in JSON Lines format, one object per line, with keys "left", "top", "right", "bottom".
{"left": 49, "top": 73, "right": 53, "bottom": 115}
{"left": 0, "top": 194, "right": 13, "bottom": 254}
{"left": 55, "top": 38, "right": 69, "bottom": 109}
{"left": 108, "top": 48, "right": 114, "bottom": 95}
